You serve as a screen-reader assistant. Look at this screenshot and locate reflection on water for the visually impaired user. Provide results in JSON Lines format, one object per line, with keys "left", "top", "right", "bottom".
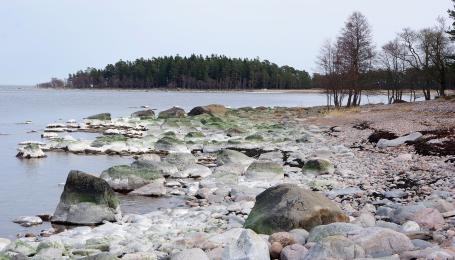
{"left": 0, "top": 85, "right": 400, "bottom": 239}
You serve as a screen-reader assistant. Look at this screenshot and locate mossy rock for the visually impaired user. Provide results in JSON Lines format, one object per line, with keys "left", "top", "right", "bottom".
{"left": 245, "top": 134, "right": 264, "bottom": 142}
{"left": 303, "top": 158, "right": 335, "bottom": 175}
{"left": 185, "top": 131, "right": 205, "bottom": 138}
{"left": 131, "top": 109, "right": 155, "bottom": 120}
{"left": 101, "top": 165, "right": 162, "bottom": 182}
{"left": 244, "top": 184, "right": 349, "bottom": 234}
{"left": 86, "top": 113, "right": 111, "bottom": 121}
{"left": 158, "top": 107, "right": 186, "bottom": 119}
{"left": 163, "top": 131, "right": 176, "bottom": 137}
{"left": 91, "top": 135, "right": 127, "bottom": 147}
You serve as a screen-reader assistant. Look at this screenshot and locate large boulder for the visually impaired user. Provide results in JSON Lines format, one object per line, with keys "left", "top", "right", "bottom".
{"left": 244, "top": 184, "right": 349, "bottom": 234}
{"left": 131, "top": 109, "right": 155, "bottom": 120}
{"left": 245, "top": 161, "right": 284, "bottom": 182}
{"left": 188, "top": 104, "right": 227, "bottom": 116}
{"left": 100, "top": 164, "right": 163, "bottom": 191}
{"left": 158, "top": 107, "right": 186, "bottom": 119}
{"left": 222, "top": 229, "right": 270, "bottom": 260}
{"left": 52, "top": 170, "right": 121, "bottom": 225}
{"left": 86, "top": 113, "right": 111, "bottom": 121}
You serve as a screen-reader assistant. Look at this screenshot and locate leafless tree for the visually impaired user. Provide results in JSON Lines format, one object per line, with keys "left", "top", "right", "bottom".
{"left": 337, "top": 11, "right": 376, "bottom": 107}
{"left": 380, "top": 38, "right": 408, "bottom": 103}
{"left": 429, "top": 17, "right": 452, "bottom": 96}
{"left": 317, "top": 40, "right": 345, "bottom": 108}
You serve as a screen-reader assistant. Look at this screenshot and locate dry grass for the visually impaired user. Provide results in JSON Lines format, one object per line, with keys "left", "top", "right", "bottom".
{"left": 323, "top": 107, "right": 362, "bottom": 117}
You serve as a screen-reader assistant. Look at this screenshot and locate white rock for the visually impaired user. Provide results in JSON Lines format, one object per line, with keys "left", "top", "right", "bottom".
{"left": 171, "top": 248, "right": 209, "bottom": 260}
{"left": 0, "top": 238, "right": 11, "bottom": 252}
{"left": 13, "top": 216, "right": 43, "bottom": 227}
{"left": 222, "top": 229, "right": 270, "bottom": 260}
{"left": 401, "top": 221, "right": 421, "bottom": 233}
{"left": 377, "top": 132, "right": 422, "bottom": 149}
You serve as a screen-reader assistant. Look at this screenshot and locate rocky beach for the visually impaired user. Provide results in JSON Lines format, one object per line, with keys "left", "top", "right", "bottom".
{"left": 2, "top": 98, "right": 455, "bottom": 260}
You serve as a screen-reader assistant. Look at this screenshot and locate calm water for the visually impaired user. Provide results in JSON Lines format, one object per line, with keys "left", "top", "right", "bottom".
{"left": 0, "top": 85, "right": 397, "bottom": 239}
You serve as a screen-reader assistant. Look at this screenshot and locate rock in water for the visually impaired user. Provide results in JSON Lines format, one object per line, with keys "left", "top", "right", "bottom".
{"left": 52, "top": 170, "right": 121, "bottom": 225}
{"left": 100, "top": 164, "right": 164, "bottom": 191}
{"left": 131, "top": 109, "right": 155, "bottom": 120}
{"left": 222, "top": 229, "right": 270, "bottom": 260}
{"left": 86, "top": 113, "right": 111, "bottom": 121}
{"left": 16, "top": 143, "right": 46, "bottom": 159}
{"left": 158, "top": 107, "right": 186, "bottom": 119}
{"left": 188, "top": 104, "right": 227, "bottom": 116}
{"left": 244, "top": 184, "right": 349, "bottom": 234}
{"left": 302, "top": 158, "right": 334, "bottom": 175}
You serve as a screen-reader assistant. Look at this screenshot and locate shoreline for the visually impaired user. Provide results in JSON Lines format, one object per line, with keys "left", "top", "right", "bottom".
{"left": 1, "top": 99, "right": 455, "bottom": 259}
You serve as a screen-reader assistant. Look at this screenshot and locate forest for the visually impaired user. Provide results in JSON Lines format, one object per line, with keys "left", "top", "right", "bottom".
{"left": 40, "top": 55, "right": 311, "bottom": 90}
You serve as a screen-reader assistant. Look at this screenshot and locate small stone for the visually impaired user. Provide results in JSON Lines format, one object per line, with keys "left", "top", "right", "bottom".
{"left": 269, "top": 242, "right": 283, "bottom": 259}
{"left": 269, "top": 232, "right": 296, "bottom": 247}
{"left": 401, "top": 221, "right": 421, "bottom": 233}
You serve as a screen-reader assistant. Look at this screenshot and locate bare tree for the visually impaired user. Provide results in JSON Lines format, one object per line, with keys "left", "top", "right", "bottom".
{"left": 380, "top": 38, "right": 408, "bottom": 103}
{"left": 317, "top": 40, "right": 345, "bottom": 108}
{"left": 337, "top": 11, "right": 376, "bottom": 107}
{"left": 429, "top": 17, "right": 452, "bottom": 96}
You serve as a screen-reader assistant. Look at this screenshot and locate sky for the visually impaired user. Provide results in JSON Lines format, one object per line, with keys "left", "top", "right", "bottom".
{"left": 0, "top": 0, "right": 452, "bottom": 85}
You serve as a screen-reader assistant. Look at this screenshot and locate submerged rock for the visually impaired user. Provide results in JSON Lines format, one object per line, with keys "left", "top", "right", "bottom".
{"left": 86, "top": 113, "right": 111, "bottom": 121}
{"left": 52, "top": 170, "right": 121, "bottom": 225}
{"left": 158, "top": 107, "right": 186, "bottom": 119}
{"left": 131, "top": 109, "right": 155, "bottom": 120}
{"left": 16, "top": 144, "right": 46, "bottom": 159}
{"left": 244, "top": 184, "right": 349, "bottom": 234}
{"left": 302, "top": 158, "right": 334, "bottom": 175}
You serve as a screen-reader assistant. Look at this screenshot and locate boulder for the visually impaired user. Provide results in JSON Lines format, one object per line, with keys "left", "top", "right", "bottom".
{"left": 347, "top": 227, "right": 414, "bottom": 258}
{"left": 155, "top": 136, "right": 189, "bottom": 153}
{"left": 188, "top": 104, "right": 227, "bottom": 116}
{"left": 244, "top": 161, "right": 284, "bottom": 182}
{"left": 100, "top": 165, "right": 163, "bottom": 191}
{"left": 164, "top": 153, "right": 197, "bottom": 170}
{"left": 52, "top": 170, "right": 121, "bottom": 225}
{"left": 302, "top": 158, "right": 334, "bottom": 175}
{"left": 129, "top": 178, "right": 166, "bottom": 196}
{"left": 244, "top": 184, "right": 349, "bottom": 234}
{"left": 409, "top": 208, "right": 445, "bottom": 230}
{"left": 171, "top": 248, "right": 209, "bottom": 260}
{"left": 86, "top": 113, "right": 111, "bottom": 121}
{"left": 131, "top": 109, "right": 155, "bottom": 120}
{"left": 16, "top": 144, "right": 46, "bottom": 159}
{"left": 281, "top": 244, "right": 308, "bottom": 260}
{"left": 183, "top": 164, "right": 212, "bottom": 178}
{"left": 222, "top": 229, "right": 270, "bottom": 260}
{"left": 307, "top": 223, "right": 363, "bottom": 243}
{"left": 304, "top": 235, "right": 365, "bottom": 260}
{"left": 216, "top": 149, "right": 255, "bottom": 167}
{"left": 377, "top": 132, "right": 422, "bottom": 148}
{"left": 158, "top": 107, "right": 186, "bottom": 119}
{"left": 13, "top": 216, "right": 43, "bottom": 227}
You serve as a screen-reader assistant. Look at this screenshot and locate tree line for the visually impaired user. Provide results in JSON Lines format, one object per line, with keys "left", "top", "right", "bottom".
{"left": 315, "top": 7, "right": 455, "bottom": 107}
{"left": 38, "top": 55, "right": 311, "bottom": 90}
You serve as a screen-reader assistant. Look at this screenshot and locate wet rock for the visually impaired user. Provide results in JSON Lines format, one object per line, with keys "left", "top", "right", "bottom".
{"left": 244, "top": 161, "right": 284, "bottom": 182}
{"left": 222, "top": 229, "right": 270, "bottom": 260}
{"left": 86, "top": 113, "right": 111, "bottom": 121}
{"left": 171, "top": 248, "right": 209, "bottom": 260}
{"left": 100, "top": 164, "right": 163, "bottom": 191}
{"left": 13, "top": 216, "right": 43, "bottom": 227}
{"left": 377, "top": 132, "right": 422, "bottom": 148}
{"left": 307, "top": 223, "right": 362, "bottom": 243}
{"left": 244, "top": 184, "right": 349, "bottom": 234}
{"left": 304, "top": 235, "right": 365, "bottom": 260}
{"left": 188, "top": 104, "right": 227, "bottom": 116}
{"left": 281, "top": 244, "right": 308, "bottom": 260}
{"left": 348, "top": 227, "right": 414, "bottom": 258}
{"left": 302, "top": 158, "right": 334, "bottom": 175}
{"left": 158, "top": 107, "right": 186, "bottom": 119}
{"left": 52, "top": 170, "right": 121, "bottom": 225}
{"left": 131, "top": 109, "right": 155, "bottom": 120}
{"left": 16, "top": 144, "right": 46, "bottom": 159}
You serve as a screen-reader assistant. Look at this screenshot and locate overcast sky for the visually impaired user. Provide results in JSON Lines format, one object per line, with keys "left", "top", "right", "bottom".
{"left": 0, "top": 0, "right": 452, "bottom": 85}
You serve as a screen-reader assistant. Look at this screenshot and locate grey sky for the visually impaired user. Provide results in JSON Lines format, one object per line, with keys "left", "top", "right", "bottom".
{"left": 0, "top": 0, "right": 452, "bottom": 85}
